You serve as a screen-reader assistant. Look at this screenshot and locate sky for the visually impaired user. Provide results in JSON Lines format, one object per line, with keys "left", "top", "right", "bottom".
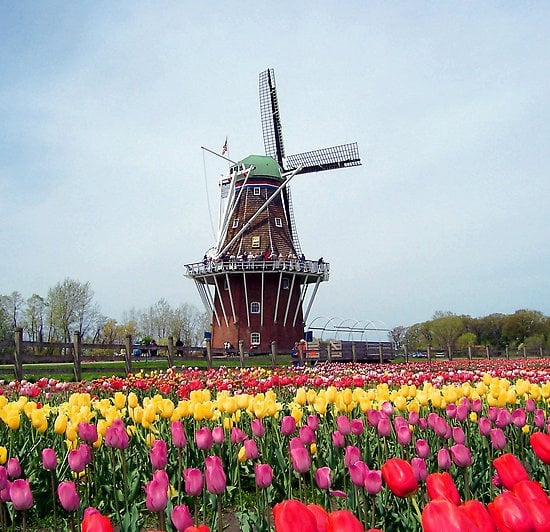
{"left": 1, "top": 2, "right": 549, "bottom": 331}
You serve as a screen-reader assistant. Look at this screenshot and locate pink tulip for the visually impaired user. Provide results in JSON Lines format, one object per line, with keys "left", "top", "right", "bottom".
{"left": 254, "top": 463, "right": 273, "bottom": 489}
{"left": 183, "top": 467, "right": 203, "bottom": 496}
{"left": 364, "top": 470, "right": 383, "bottom": 495}
{"left": 416, "top": 439, "right": 430, "bottom": 459}
{"left": 78, "top": 422, "right": 98, "bottom": 444}
{"left": 307, "top": 415, "right": 320, "bottom": 431}
{"left": 68, "top": 446, "right": 88, "bottom": 473}
{"left": 525, "top": 399, "right": 536, "bottom": 412}
{"left": 0, "top": 481, "right": 10, "bottom": 502}
{"left": 299, "top": 425, "right": 316, "bottom": 446}
{"left": 205, "top": 456, "right": 226, "bottom": 495}
{"left": 230, "top": 426, "right": 247, "bottom": 444}
{"left": 478, "top": 417, "right": 492, "bottom": 436}
{"left": 195, "top": 427, "right": 213, "bottom": 450}
{"left": 170, "top": 421, "right": 187, "bottom": 448}
{"left": 446, "top": 404, "right": 457, "bottom": 418}
{"left": 336, "top": 415, "right": 352, "bottom": 435}
{"left": 349, "top": 460, "right": 368, "bottom": 487}
{"left": 408, "top": 411, "right": 420, "bottom": 425}
{"left": 437, "top": 448, "right": 452, "bottom": 470}
{"left": 490, "top": 428, "right": 507, "bottom": 450}
{"left": 315, "top": 467, "right": 331, "bottom": 490}
{"left": 171, "top": 504, "right": 194, "bottom": 532}
{"left": 456, "top": 405, "right": 469, "bottom": 422}
{"left": 290, "top": 446, "right": 311, "bottom": 474}
{"left": 534, "top": 409, "right": 546, "bottom": 428}
{"left": 281, "top": 416, "right": 297, "bottom": 436}
{"left": 411, "top": 457, "right": 428, "bottom": 482}
{"left": 105, "top": 419, "right": 129, "bottom": 449}
{"left": 244, "top": 439, "right": 259, "bottom": 460}
{"left": 397, "top": 425, "right": 412, "bottom": 446}
{"left": 450, "top": 444, "right": 472, "bottom": 467}
{"left": 57, "top": 481, "right": 80, "bottom": 512}
{"left": 10, "top": 479, "right": 33, "bottom": 511}
{"left": 289, "top": 437, "right": 304, "bottom": 451}
{"left": 212, "top": 426, "right": 225, "bottom": 444}
{"left": 377, "top": 418, "right": 392, "bottom": 437}
{"left": 150, "top": 439, "right": 168, "bottom": 470}
{"left": 495, "top": 409, "right": 512, "bottom": 428}
{"left": 145, "top": 473, "right": 168, "bottom": 512}
{"left": 344, "top": 446, "right": 361, "bottom": 467}
{"left": 381, "top": 401, "right": 394, "bottom": 416}
{"left": 511, "top": 409, "right": 527, "bottom": 428}
{"left": 471, "top": 399, "right": 482, "bottom": 413}
{"left": 366, "top": 409, "right": 381, "bottom": 427}
{"left": 351, "top": 418, "right": 364, "bottom": 435}
{"left": 331, "top": 431, "right": 345, "bottom": 448}
{"left": 0, "top": 467, "right": 7, "bottom": 491}
{"left": 251, "top": 419, "right": 265, "bottom": 437}
{"left": 41, "top": 448, "right": 57, "bottom": 470}
{"left": 452, "top": 427, "right": 466, "bottom": 445}
{"left": 7, "top": 458, "right": 21, "bottom": 479}
{"left": 487, "top": 407, "right": 498, "bottom": 422}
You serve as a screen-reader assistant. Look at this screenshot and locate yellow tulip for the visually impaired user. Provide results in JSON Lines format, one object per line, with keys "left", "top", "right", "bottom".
{"left": 0, "top": 446, "right": 7, "bottom": 464}
{"left": 128, "top": 392, "right": 139, "bottom": 409}
{"left": 237, "top": 446, "right": 247, "bottom": 463}
{"left": 310, "top": 442, "right": 317, "bottom": 455}
{"left": 54, "top": 413, "right": 68, "bottom": 435}
{"left": 113, "top": 392, "right": 126, "bottom": 410}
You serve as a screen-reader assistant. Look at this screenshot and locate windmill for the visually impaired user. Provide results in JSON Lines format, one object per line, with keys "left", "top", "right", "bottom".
{"left": 185, "top": 68, "right": 361, "bottom": 353}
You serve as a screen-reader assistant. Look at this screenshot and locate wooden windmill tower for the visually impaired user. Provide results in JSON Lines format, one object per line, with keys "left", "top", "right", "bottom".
{"left": 185, "top": 68, "right": 361, "bottom": 353}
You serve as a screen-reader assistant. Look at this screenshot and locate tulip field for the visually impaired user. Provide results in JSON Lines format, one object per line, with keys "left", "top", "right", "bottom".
{"left": 1, "top": 358, "right": 550, "bottom": 531}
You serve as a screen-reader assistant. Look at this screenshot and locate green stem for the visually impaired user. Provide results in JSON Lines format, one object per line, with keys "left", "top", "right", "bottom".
{"left": 463, "top": 467, "right": 471, "bottom": 501}
{"left": 410, "top": 495, "right": 422, "bottom": 523}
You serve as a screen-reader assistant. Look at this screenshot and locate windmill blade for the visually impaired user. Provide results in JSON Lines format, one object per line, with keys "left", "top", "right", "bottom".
{"left": 284, "top": 142, "right": 361, "bottom": 175}
{"left": 259, "top": 68, "right": 285, "bottom": 166}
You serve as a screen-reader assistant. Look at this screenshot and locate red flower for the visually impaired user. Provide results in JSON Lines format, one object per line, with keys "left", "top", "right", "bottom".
{"left": 184, "top": 526, "right": 210, "bottom": 532}
{"left": 273, "top": 499, "right": 319, "bottom": 532}
{"left": 326, "top": 509, "right": 364, "bottom": 532}
{"left": 513, "top": 479, "right": 548, "bottom": 503}
{"left": 530, "top": 432, "right": 550, "bottom": 465}
{"left": 487, "top": 491, "right": 535, "bottom": 532}
{"left": 426, "top": 472, "right": 461, "bottom": 505}
{"left": 422, "top": 498, "right": 479, "bottom": 532}
{"left": 307, "top": 503, "right": 328, "bottom": 532}
{"left": 381, "top": 458, "right": 418, "bottom": 498}
{"left": 82, "top": 509, "right": 114, "bottom": 532}
{"left": 493, "top": 453, "right": 530, "bottom": 490}
{"left": 460, "top": 500, "right": 497, "bottom": 532}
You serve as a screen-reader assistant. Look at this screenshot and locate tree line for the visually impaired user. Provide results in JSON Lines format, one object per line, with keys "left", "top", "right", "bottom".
{"left": 0, "top": 278, "right": 209, "bottom": 350}
{"left": 390, "top": 309, "right": 550, "bottom": 357}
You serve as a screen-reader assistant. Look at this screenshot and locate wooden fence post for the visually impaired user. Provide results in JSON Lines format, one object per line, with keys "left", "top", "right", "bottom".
{"left": 271, "top": 341, "right": 278, "bottom": 369}
{"left": 238, "top": 340, "right": 244, "bottom": 368}
{"left": 378, "top": 342, "right": 383, "bottom": 364}
{"left": 468, "top": 345, "right": 472, "bottom": 360}
{"left": 206, "top": 338, "right": 212, "bottom": 369}
{"left": 13, "top": 328, "right": 24, "bottom": 381}
{"left": 124, "top": 335, "right": 133, "bottom": 375}
{"left": 327, "top": 341, "right": 332, "bottom": 362}
{"left": 486, "top": 345, "right": 490, "bottom": 360}
{"left": 427, "top": 345, "right": 432, "bottom": 363}
{"left": 404, "top": 344, "right": 409, "bottom": 363}
{"left": 352, "top": 342, "right": 357, "bottom": 363}
{"left": 167, "top": 336, "right": 174, "bottom": 367}
{"left": 73, "top": 331, "right": 82, "bottom": 382}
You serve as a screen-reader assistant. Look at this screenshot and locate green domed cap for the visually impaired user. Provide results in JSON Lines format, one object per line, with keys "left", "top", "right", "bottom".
{"left": 237, "top": 155, "right": 282, "bottom": 180}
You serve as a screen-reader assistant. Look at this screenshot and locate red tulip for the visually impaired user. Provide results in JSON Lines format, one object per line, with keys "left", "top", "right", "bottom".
{"left": 57, "top": 480, "right": 80, "bottom": 512}
{"left": 184, "top": 526, "right": 210, "bottom": 532}
{"left": 530, "top": 432, "right": 550, "bottom": 465}
{"left": 307, "top": 503, "right": 328, "bottom": 532}
{"left": 422, "top": 498, "right": 479, "bottom": 532}
{"left": 524, "top": 498, "right": 550, "bottom": 532}
{"left": 460, "top": 500, "right": 497, "bottom": 532}
{"left": 426, "top": 472, "right": 461, "bottom": 505}
{"left": 82, "top": 508, "right": 114, "bottom": 532}
{"left": 487, "top": 491, "right": 535, "bottom": 532}
{"left": 273, "top": 499, "right": 318, "bottom": 532}
{"left": 513, "top": 479, "right": 549, "bottom": 503}
{"left": 381, "top": 458, "right": 418, "bottom": 498}
{"left": 493, "top": 453, "right": 530, "bottom": 490}
{"left": 9, "top": 478, "right": 33, "bottom": 511}
{"left": 326, "top": 509, "right": 364, "bottom": 532}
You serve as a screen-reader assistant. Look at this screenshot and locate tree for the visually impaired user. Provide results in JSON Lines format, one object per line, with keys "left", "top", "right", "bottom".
{"left": 24, "top": 294, "right": 47, "bottom": 342}
{"left": 429, "top": 314, "right": 465, "bottom": 360}
{"left": 456, "top": 332, "right": 477, "bottom": 350}
{"left": 390, "top": 326, "right": 408, "bottom": 351}
{"left": 0, "top": 296, "right": 11, "bottom": 341}
{"left": 502, "top": 310, "right": 546, "bottom": 347}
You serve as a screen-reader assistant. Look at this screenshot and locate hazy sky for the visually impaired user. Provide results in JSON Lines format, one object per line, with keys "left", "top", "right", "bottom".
{"left": 2, "top": 2, "right": 549, "bottom": 330}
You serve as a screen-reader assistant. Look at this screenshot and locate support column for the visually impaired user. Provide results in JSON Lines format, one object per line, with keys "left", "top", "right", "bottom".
{"left": 73, "top": 331, "right": 83, "bottom": 382}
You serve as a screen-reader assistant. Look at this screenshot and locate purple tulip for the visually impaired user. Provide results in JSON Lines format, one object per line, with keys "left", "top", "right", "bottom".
{"left": 78, "top": 422, "right": 98, "bottom": 444}
{"left": 57, "top": 481, "right": 80, "bottom": 512}
{"left": 212, "top": 426, "right": 225, "bottom": 445}
{"left": 170, "top": 421, "right": 187, "bottom": 448}
{"left": 7, "top": 458, "right": 21, "bottom": 479}
{"left": 195, "top": 427, "right": 213, "bottom": 450}
{"left": 336, "top": 415, "right": 352, "bottom": 435}
{"left": 41, "top": 448, "right": 57, "bottom": 471}
{"left": 364, "top": 469, "right": 383, "bottom": 495}
{"left": 205, "top": 455, "right": 226, "bottom": 495}
{"left": 280, "top": 416, "right": 296, "bottom": 436}
{"left": 254, "top": 463, "right": 273, "bottom": 489}
{"left": 183, "top": 467, "right": 203, "bottom": 496}
{"left": 490, "top": 428, "right": 507, "bottom": 450}
{"left": 251, "top": 419, "right": 265, "bottom": 437}
{"left": 349, "top": 460, "right": 368, "bottom": 487}
{"left": 315, "top": 467, "right": 331, "bottom": 490}
{"left": 171, "top": 504, "right": 194, "bottom": 532}
{"left": 331, "top": 431, "right": 345, "bottom": 448}
{"left": 415, "top": 439, "right": 430, "bottom": 459}
{"left": 411, "top": 457, "right": 427, "bottom": 482}
{"left": 290, "top": 446, "right": 311, "bottom": 474}
{"left": 10, "top": 479, "right": 33, "bottom": 511}
{"left": 244, "top": 439, "right": 259, "bottom": 460}
{"left": 437, "top": 448, "right": 451, "bottom": 470}
{"left": 450, "top": 444, "right": 472, "bottom": 467}
{"left": 150, "top": 439, "right": 168, "bottom": 470}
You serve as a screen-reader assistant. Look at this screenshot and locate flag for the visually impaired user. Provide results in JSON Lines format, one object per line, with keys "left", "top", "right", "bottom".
{"left": 221, "top": 137, "right": 228, "bottom": 155}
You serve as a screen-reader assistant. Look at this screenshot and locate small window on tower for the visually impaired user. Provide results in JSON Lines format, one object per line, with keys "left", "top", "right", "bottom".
{"left": 250, "top": 301, "right": 260, "bottom": 314}
{"left": 253, "top": 187, "right": 261, "bottom": 196}
{"left": 251, "top": 332, "right": 260, "bottom": 345}
{"left": 282, "top": 278, "right": 290, "bottom": 289}
{"left": 252, "top": 236, "right": 260, "bottom": 248}
{"left": 232, "top": 219, "right": 239, "bottom": 228}
{"left": 274, "top": 217, "right": 282, "bottom": 227}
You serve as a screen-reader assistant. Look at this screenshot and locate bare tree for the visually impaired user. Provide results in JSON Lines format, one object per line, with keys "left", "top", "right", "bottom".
{"left": 24, "top": 294, "right": 47, "bottom": 342}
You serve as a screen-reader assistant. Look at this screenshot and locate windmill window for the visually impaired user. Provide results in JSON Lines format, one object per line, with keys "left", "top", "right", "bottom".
{"left": 253, "top": 187, "right": 261, "bottom": 196}
{"left": 282, "top": 278, "right": 290, "bottom": 289}
{"left": 274, "top": 217, "right": 282, "bottom": 227}
{"left": 252, "top": 236, "right": 260, "bottom": 248}
{"left": 232, "top": 219, "right": 239, "bottom": 228}
{"left": 250, "top": 301, "right": 260, "bottom": 314}
{"left": 250, "top": 332, "right": 260, "bottom": 345}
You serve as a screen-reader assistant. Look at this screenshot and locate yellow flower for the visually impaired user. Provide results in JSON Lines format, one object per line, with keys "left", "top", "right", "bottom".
{"left": 522, "top": 425, "right": 531, "bottom": 434}
{"left": 469, "top": 412, "right": 478, "bottom": 423}
{"left": 310, "top": 443, "right": 317, "bottom": 456}
{"left": 146, "top": 433, "right": 156, "bottom": 447}
{"left": 0, "top": 446, "right": 7, "bottom": 464}
{"left": 113, "top": 392, "right": 126, "bottom": 410}
{"left": 127, "top": 392, "right": 139, "bottom": 409}
{"left": 237, "top": 446, "right": 247, "bottom": 463}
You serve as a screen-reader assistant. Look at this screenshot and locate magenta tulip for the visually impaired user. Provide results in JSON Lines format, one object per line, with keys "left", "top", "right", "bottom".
{"left": 205, "top": 455, "right": 226, "bottom": 494}
{"left": 478, "top": 417, "right": 492, "bottom": 436}
{"left": 171, "top": 504, "right": 193, "bottom": 532}
{"left": 251, "top": 418, "right": 266, "bottom": 437}
{"left": 10, "top": 479, "right": 33, "bottom": 511}
{"left": 331, "top": 430, "right": 345, "bottom": 448}
{"left": 105, "top": 419, "right": 129, "bottom": 449}
{"left": 195, "top": 427, "right": 213, "bottom": 450}
{"left": 397, "top": 425, "right": 412, "bottom": 446}
{"left": 367, "top": 409, "right": 381, "bottom": 427}
{"left": 68, "top": 447, "right": 88, "bottom": 473}
{"left": 244, "top": 439, "right": 259, "bottom": 460}
{"left": 254, "top": 463, "right": 273, "bottom": 489}
{"left": 145, "top": 473, "right": 168, "bottom": 512}
{"left": 290, "top": 446, "right": 311, "bottom": 474}
{"left": 344, "top": 445, "right": 361, "bottom": 467}
{"left": 212, "top": 426, "right": 225, "bottom": 444}
{"left": 364, "top": 469, "right": 383, "bottom": 495}
{"left": 351, "top": 418, "right": 364, "bottom": 435}
{"left": 7, "top": 458, "right": 21, "bottom": 479}
{"left": 183, "top": 467, "right": 203, "bottom": 496}
{"left": 452, "top": 427, "right": 466, "bottom": 445}
{"left": 377, "top": 418, "right": 392, "bottom": 437}
{"left": 349, "top": 460, "right": 368, "bottom": 487}
{"left": 450, "top": 444, "right": 472, "bottom": 467}
{"left": 511, "top": 409, "right": 527, "bottom": 428}
{"left": 315, "top": 467, "right": 331, "bottom": 490}
{"left": 281, "top": 416, "right": 297, "bottom": 436}
{"left": 150, "top": 439, "right": 168, "bottom": 470}
{"left": 0, "top": 467, "right": 7, "bottom": 491}
{"left": 490, "top": 428, "right": 507, "bottom": 450}
{"left": 336, "top": 415, "right": 352, "bottom": 435}
{"left": 437, "top": 448, "right": 452, "bottom": 470}
{"left": 307, "top": 415, "right": 320, "bottom": 431}
{"left": 57, "top": 481, "right": 80, "bottom": 512}
{"left": 299, "top": 425, "right": 316, "bottom": 446}
{"left": 170, "top": 421, "right": 187, "bottom": 448}
{"left": 411, "top": 457, "right": 427, "bottom": 482}
{"left": 230, "top": 426, "right": 247, "bottom": 444}
{"left": 416, "top": 439, "right": 430, "bottom": 459}
{"left": 78, "top": 422, "right": 98, "bottom": 444}
{"left": 41, "top": 448, "right": 57, "bottom": 470}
